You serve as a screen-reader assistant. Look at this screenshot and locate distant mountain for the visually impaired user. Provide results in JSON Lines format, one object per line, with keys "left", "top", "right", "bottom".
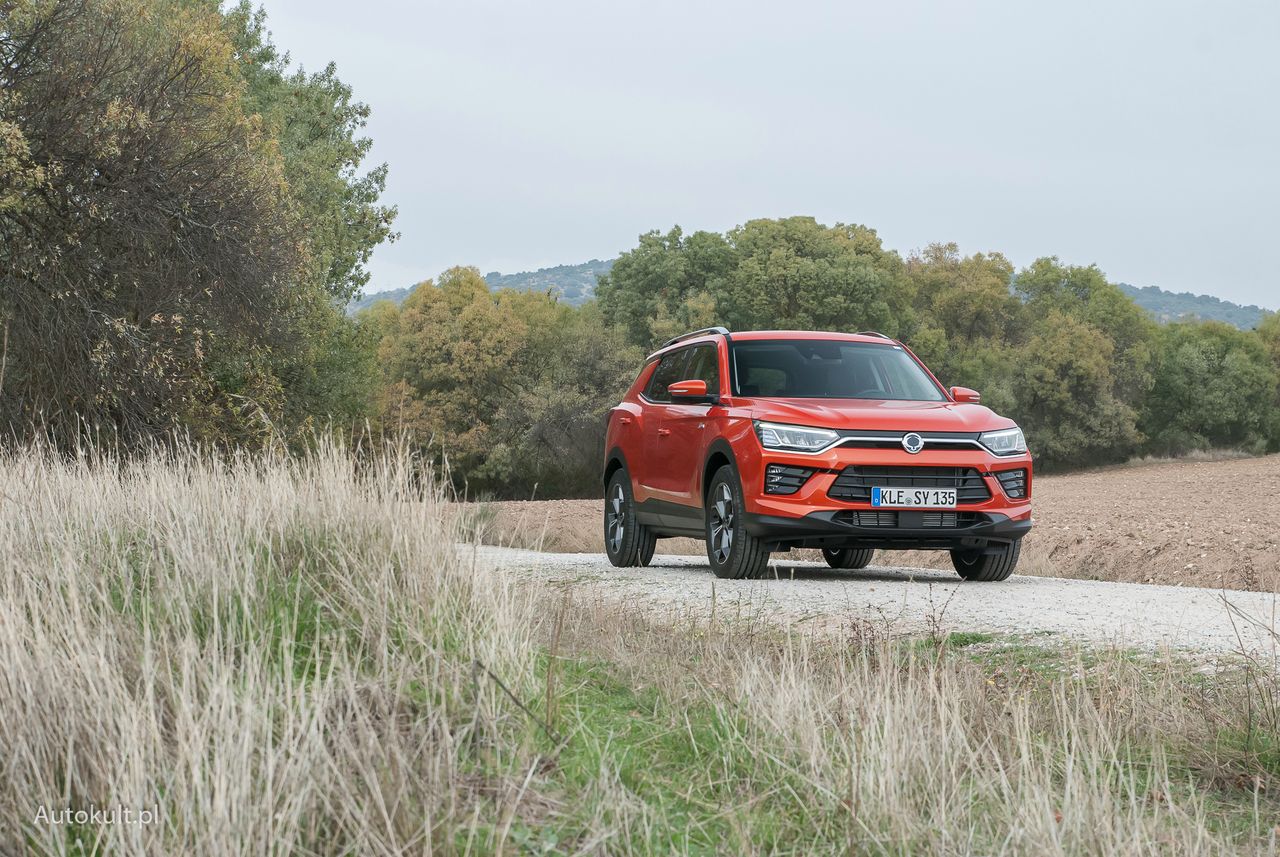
{"left": 1117, "top": 283, "right": 1270, "bottom": 330}
{"left": 483, "top": 259, "right": 611, "bottom": 305}
{"left": 347, "top": 285, "right": 414, "bottom": 314}
{"left": 347, "top": 259, "right": 612, "bottom": 314}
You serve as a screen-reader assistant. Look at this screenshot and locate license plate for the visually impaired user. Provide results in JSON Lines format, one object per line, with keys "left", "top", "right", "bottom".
{"left": 871, "top": 487, "right": 957, "bottom": 508}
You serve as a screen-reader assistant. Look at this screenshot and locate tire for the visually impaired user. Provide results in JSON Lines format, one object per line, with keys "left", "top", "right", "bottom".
{"left": 604, "top": 470, "right": 656, "bottom": 568}
{"left": 704, "top": 465, "right": 771, "bottom": 579}
{"left": 950, "top": 539, "right": 1021, "bottom": 582}
{"left": 821, "top": 547, "right": 875, "bottom": 570}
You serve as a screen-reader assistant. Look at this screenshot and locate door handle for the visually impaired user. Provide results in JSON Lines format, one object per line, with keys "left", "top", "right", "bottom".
{"left": 657, "top": 428, "right": 671, "bottom": 436}
{"left": 619, "top": 417, "right": 632, "bottom": 425}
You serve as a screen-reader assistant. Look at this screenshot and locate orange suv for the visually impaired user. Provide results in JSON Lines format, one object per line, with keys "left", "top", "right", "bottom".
{"left": 602, "top": 328, "right": 1032, "bottom": 580}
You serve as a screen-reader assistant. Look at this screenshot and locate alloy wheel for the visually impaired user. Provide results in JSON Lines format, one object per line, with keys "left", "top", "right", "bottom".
{"left": 606, "top": 482, "right": 626, "bottom": 554}
{"left": 709, "top": 482, "right": 735, "bottom": 564}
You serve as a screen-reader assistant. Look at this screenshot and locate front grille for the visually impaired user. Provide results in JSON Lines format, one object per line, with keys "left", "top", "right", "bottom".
{"left": 921, "top": 511, "right": 981, "bottom": 528}
{"left": 833, "top": 510, "right": 983, "bottom": 529}
{"left": 828, "top": 466, "right": 991, "bottom": 504}
{"left": 764, "top": 464, "right": 813, "bottom": 495}
{"left": 833, "top": 510, "right": 898, "bottom": 527}
{"left": 995, "top": 468, "right": 1027, "bottom": 499}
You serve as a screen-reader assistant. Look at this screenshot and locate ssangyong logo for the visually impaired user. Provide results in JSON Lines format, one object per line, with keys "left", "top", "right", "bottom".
{"left": 901, "top": 432, "right": 925, "bottom": 454}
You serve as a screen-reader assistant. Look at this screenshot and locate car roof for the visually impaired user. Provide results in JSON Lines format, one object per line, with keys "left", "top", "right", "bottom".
{"left": 647, "top": 329, "right": 897, "bottom": 361}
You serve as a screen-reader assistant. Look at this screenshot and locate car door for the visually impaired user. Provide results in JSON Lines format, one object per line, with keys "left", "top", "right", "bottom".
{"left": 636, "top": 348, "right": 691, "bottom": 503}
{"left": 649, "top": 343, "right": 719, "bottom": 508}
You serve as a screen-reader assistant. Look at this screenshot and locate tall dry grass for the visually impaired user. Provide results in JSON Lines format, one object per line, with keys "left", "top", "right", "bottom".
{"left": 1, "top": 441, "right": 543, "bottom": 855}
{"left": 2, "top": 441, "right": 1279, "bottom": 855}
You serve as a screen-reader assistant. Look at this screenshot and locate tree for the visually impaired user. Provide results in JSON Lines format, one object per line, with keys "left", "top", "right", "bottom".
{"left": 220, "top": 1, "right": 396, "bottom": 304}
{"left": 906, "top": 243, "right": 1020, "bottom": 343}
{"left": 1015, "top": 257, "right": 1157, "bottom": 405}
{"left": 0, "top": 0, "right": 395, "bottom": 447}
{"left": 1141, "top": 322, "right": 1280, "bottom": 454}
{"left": 598, "top": 217, "right": 911, "bottom": 349}
{"left": 595, "top": 226, "right": 733, "bottom": 348}
{"left": 716, "top": 218, "right": 909, "bottom": 335}
{"left": 1, "top": 0, "right": 304, "bottom": 444}
{"left": 370, "top": 269, "right": 642, "bottom": 497}
{"left": 1012, "top": 311, "right": 1143, "bottom": 466}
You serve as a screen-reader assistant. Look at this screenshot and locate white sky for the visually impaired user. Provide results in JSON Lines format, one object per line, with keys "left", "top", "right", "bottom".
{"left": 257, "top": 0, "right": 1279, "bottom": 308}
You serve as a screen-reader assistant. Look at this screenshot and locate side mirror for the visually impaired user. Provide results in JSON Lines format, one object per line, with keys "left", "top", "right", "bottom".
{"left": 669, "top": 379, "right": 714, "bottom": 402}
{"left": 950, "top": 386, "right": 981, "bottom": 404}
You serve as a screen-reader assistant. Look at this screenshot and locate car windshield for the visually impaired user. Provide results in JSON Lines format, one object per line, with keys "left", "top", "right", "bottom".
{"left": 731, "top": 340, "right": 945, "bottom": 401}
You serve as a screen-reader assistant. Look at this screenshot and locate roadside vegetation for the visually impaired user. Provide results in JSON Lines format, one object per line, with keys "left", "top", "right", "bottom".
{"left": 4, "top": 442, "right": 1280, "bottom": 855}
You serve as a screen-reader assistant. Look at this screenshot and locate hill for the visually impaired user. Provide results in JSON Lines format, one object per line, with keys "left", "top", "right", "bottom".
{"left": 348, "top": 259, "right": 610, "bottom": 314}
{"left": 1118, "top": 282, "right": 1270, "bottom": 329}
{"left": 483, "top": 258, "right": 610, "bottom": 305}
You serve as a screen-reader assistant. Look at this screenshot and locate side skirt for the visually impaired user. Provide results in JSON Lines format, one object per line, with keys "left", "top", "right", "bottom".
{"left": 635, "top": 498, "right": 705, "bottom": 538}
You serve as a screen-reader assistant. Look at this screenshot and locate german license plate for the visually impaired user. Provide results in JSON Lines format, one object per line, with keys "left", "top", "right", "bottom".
{"left": 871, "top": 487, "right": 957, "bottom": 508}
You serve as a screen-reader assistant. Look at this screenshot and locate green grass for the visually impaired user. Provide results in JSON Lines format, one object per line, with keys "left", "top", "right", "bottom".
{"left": 447, "top": 632, "right": 1280, "bottom": 855}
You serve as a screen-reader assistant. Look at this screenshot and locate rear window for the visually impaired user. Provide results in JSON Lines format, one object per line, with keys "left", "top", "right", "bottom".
{"left": 731, "top": 340, "right": 945, "bottom": 401}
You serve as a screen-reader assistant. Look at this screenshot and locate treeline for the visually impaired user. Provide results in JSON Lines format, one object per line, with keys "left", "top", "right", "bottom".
{"left": 356, "top": 219, "right": 1279, "bottom": 498}
{"left": 4, "top": 3, "right": 1278, "bottom": 500}
{"left": 591, "top": 220, "right": 1280, "bottom": 469}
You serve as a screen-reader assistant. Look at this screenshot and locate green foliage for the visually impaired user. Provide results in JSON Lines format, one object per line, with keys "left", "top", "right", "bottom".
{"left": 0, "top": 0, "right": 393, "bottom": 449}
{"left": 1141, "top": 322, "right": 1280, "bottom": 455}
{"left": 597, "top": 217, "right": 910, "bottom": 349}
{"left": 1013, "top": 311, "right": 1143, "bottom": 464}
{"left": 222, "top": 0, "right": 397, "bottom": 304}
{"left": 368, "top": 268, "right": 642, "bottom": 498}
{"left": 596, "top": 226, "right": 736, "bottom": 347}
{"left": 718, "top": 217, "right": 910, "bottom": 336}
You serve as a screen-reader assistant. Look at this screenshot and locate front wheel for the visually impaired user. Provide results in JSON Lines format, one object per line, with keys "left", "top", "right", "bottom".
{"left": 604, "top": 470, "right": 656, "bottom": 567}
{"left": 821, "top": 547, "right": 875, "bottom": 570}
{"left": 705, "top": 465, "right": 771, "bottom": 579}
{"left": 950, "top": 540, "right": 1021, "bottom": 582}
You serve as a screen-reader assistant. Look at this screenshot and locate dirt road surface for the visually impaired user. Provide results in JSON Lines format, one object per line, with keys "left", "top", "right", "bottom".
{"left": 475, "top": 453, "right": 1280, "bottom": 592}
{"left": 472, "top": 545, "right": 1280, "bottom": 656}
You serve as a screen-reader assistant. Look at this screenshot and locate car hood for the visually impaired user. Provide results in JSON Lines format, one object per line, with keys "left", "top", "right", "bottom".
{"left": 744, "top": 398, "right": 1014, "bottom": 433}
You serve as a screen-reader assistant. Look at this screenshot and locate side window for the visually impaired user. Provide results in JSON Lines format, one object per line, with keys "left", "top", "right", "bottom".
{"left": 685, "top": 344, "right": 720, "bottom": 394}
{"left": 645, "top": 350, "right": 690, "bottom": 403}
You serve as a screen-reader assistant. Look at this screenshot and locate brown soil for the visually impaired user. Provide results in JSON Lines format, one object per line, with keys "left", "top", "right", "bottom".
{"left": 466, "top": 454, "right": 1280, "bottom": 592}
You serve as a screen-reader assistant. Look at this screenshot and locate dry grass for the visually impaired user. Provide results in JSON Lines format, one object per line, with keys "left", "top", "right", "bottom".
{"left": 4, "top": 443, "right": 1280, "bottom": 854}
{"left": 1, "top": 442, "right": 542, "bottom": 855}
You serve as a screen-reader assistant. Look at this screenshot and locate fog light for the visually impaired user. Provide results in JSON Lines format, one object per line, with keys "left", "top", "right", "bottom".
{"left": 995, "top": 469, "right": 1027, "bottom": 499}
{"left": 765, "top": 464, "right": 813, "bottom": 495}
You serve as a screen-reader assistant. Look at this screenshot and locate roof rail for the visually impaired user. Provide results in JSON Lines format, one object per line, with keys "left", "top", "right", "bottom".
{"left": 856, "top": 330, "right": 895, "bottom": 340}
{"left": 660, "top": 326, "right": 730, "bottom": 349}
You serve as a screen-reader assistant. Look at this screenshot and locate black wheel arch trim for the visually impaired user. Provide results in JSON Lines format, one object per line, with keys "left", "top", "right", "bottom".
{"left": 700, "top": 439, "right": 738, "bottom": 502}
{"left": 603, "top": 446, "right": 630, "bottom": 489}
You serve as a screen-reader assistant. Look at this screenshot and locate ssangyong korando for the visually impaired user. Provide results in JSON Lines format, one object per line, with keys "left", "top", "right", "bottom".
{"left": 602, "top": 328, "right": 1032, "bottom": 580}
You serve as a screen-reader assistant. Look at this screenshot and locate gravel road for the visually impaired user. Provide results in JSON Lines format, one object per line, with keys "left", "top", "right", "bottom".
{"left": 472, "top": 545, "right": 1280, "bottom": 656}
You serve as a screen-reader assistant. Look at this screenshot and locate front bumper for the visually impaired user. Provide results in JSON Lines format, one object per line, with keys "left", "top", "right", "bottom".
{"left": 744, "top": 509, "right": 1032, "bottom": 552}
{"left": 738, "top": 444, "right": 1033, "bottom": 552}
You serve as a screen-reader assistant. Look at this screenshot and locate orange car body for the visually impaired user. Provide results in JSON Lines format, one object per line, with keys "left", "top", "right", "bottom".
{"left": 603, "top": 329, "right": 1033, "bottom": 556}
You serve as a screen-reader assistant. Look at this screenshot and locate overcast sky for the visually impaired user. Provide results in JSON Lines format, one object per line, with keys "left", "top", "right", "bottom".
{"left": 257, "top": 0, "right": 1279, "bottom": 308}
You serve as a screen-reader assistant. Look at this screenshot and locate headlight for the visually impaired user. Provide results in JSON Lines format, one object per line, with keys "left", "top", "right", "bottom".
{"left": 755, "top": 421, "right": 840, "bottom": 452}
{"left": 979, "top": 426, "right": 1027, "bottom": 456}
